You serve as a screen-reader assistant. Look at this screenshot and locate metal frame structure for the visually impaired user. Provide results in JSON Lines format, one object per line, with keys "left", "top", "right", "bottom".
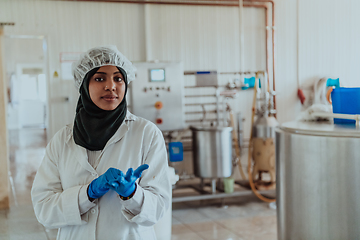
{"left": 172, "top": 180, "right": 275, "bottom": 203}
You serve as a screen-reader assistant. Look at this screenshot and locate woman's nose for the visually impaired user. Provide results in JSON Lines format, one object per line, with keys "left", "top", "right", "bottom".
{"left": 105, "top": 80, "right": 116, "bottom": 91}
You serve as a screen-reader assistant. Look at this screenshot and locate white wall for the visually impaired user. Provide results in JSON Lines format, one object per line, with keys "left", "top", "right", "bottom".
{"left": 274, "top": 0, "right": 298, "bottom": 123}
{"left": 298, "top": 0, "right": 360, "bottom": 88}
{"left": 144, "top": 4, "right": 266, "bottom": 138}
{"left": 3, "top": 38, "right": 44, "bottom": 74}
{"left": 2, "top": 0, "right": 359, "bottom": 140}
{"left": 0, "top": 0, "right": 267, "bottom": 139}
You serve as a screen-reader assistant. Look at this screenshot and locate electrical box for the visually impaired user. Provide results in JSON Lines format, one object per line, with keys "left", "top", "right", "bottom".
{"left": 131, "top": 62, "right": 185, "bottom": 131}
{"left": 195, "top": 71, "right": 218, "bottom": 87}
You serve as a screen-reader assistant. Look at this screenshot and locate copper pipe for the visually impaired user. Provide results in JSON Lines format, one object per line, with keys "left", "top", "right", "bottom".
{"left": 70, "top": 0, "right": 241, "bottom": 7}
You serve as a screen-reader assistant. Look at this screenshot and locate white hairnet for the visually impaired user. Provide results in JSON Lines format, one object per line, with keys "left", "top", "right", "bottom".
{"left": 72, "top": 45, "right": 136, "bottom": 89}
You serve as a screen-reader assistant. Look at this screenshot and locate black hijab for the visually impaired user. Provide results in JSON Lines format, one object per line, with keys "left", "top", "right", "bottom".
{"left": 73, "top": 67, "right": 128, "bottom": 151}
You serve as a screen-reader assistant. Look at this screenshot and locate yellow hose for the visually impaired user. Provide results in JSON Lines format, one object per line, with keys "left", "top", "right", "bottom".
{"left": 248, "top": 72, "right": 276, "bottom": 203}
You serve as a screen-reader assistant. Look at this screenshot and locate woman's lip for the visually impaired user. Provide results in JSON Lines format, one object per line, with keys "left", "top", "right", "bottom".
{"left": 102, "top": 96, "right": 118, "bottom": 101}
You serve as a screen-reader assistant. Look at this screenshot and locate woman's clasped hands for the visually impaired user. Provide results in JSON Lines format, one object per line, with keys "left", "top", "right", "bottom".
{"left": 88, "top": 164, "right": 149, "bottom": 199}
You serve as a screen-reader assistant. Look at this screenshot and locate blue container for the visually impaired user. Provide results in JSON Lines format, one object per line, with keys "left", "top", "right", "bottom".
{"left": 326, "top": 78, "right": 340, "bottom": 88}
{"left": 331, "top": 87, "right": 360, "bottom": 124}
{"left": 168, "top": 142, "right": 183, "bottom": 162}
{"left": 241, "top": 77, "right": 261, "bottom": 90}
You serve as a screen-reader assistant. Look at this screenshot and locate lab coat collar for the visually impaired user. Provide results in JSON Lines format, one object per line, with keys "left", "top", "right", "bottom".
{"left": 65, "top": 110, "right": 136, "bottom": 144}
{"left": 125, "top": 110, "right": 137, "bottom": 122}
{"left": 65, "top": 110, "right": 137, "bottom": 174}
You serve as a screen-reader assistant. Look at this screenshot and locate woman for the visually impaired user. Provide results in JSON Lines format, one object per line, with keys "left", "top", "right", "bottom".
{"left": 31, "top": 46, "right": 171, "bottom": 240}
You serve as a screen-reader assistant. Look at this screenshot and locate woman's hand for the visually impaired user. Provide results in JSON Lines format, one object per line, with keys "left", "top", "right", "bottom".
{"left": 107, "top": 164, "right": 149, "bottom": 197}
{"left": 87, "top": 169, "right": 114, "bottom": 200}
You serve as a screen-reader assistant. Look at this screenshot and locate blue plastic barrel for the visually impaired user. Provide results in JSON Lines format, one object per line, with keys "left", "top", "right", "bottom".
{"left": 331, "top": 87, "right": 360, "bottom": 124}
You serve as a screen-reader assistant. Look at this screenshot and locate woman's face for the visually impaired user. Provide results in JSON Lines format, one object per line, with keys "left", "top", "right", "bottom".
{"left": 88, "top": 65, "right": 126, "bottom": 111}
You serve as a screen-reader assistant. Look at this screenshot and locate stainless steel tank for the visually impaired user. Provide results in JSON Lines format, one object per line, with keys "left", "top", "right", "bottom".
{"left": 253, "top": 115, "right": 278, "bottom": 138}
{"left": 276, "top": 121, "right": 360, "bottom": 240}
{"left": 190, "top": 126, "right": 233, "bottom": 178}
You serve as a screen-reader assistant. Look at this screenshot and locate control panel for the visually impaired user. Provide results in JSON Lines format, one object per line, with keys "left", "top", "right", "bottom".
{"left": 130, "top": 62, "right": 185, "bottom": 131}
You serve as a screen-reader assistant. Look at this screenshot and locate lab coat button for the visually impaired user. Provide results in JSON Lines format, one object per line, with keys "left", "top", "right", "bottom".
{"left": 91, "top": 209, "right": 96, "bottom": 214}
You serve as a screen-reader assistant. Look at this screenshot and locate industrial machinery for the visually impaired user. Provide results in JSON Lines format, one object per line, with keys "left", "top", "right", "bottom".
{"left": 166, "top": 70, "right": 277, "bottom": 203}
{"left": 276, "top": 121, "right": 360, "bottom": 239}
{"left": 249, "top": 72, "right": 278, "bottom": 194}
{"left": 130, "top": 68, "right": 276, "bottom": 203}
{"left": 131, "top": 61, "right": 185, "bottom": 131}
{"left": 190, "top": 125, "right": 233, "bottom": 193}
{"left": 189, "top": 73, "right": 237, "bottom": 193}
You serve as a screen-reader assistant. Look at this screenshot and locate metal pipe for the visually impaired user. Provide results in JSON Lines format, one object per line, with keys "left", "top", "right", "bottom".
{"left": 71, "top": 0, "right": 243, "bottom": 7}
{"left": 219, "top": 71, "right": 256, "bottom": 75}
{"left": 211, "top": 179, "right": 217, "bottom": 194}
{"left": 184, "top": 70, "right": 257, "bottom": 75}
{"left": 184, "top": 94, "right": 216, "bottom": 98}
{"left": 215, "top": 88, "right": 221, "bottom": 125}
{"left": 237, "top": 112, "right": 244, "bottom": 153}
{"left": 243, "top": 3, "right": 269, "bottom": 88}
{"left": 185, "top": 103, "right": 216, "bottom": 106}
{"left": 238, "top": 0, "right": 245, "bottom": 86}
{"left": 172, "top": 189, "right": 275, "bottom": 202}
{"left": 223, "top": 99, "right": 227, "bottom": 126}
{"left": 184, "top": 85, "right": 226, "bottom": 88}
{"left": 185, "top": 118, "right": 219, "bottom": 123}
{"left": 144, "top": 5, "right": 152, "bottom": 61}
{"left": 185, "top": 110, "right": 223, "bottom": 114}
{"left": 245, "top": 0, "right": 276, "bottom": 113}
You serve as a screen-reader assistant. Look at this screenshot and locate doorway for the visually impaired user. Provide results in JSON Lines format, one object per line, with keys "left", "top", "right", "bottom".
{"left": 3, "top": 35, "right": 49, "bottom": 207}
{"left": 4, "top": 36, "right": 49, "bottom": 130}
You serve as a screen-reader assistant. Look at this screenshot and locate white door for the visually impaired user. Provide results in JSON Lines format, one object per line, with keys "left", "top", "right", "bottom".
{"left": 4, "top": 37, "right": 48, "bottom": 130}
{"left": 18, "top": 71, "right": 46, "bottom": 128}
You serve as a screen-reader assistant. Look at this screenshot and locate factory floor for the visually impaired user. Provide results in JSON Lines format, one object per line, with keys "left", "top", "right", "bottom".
{"left": 0, "top": 128, "right": 277, "bottom": 240}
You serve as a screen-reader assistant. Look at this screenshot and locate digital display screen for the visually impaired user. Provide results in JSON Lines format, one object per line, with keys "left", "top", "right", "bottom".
{"left": 149, "top": 69, "right": 165, "bottom": 82}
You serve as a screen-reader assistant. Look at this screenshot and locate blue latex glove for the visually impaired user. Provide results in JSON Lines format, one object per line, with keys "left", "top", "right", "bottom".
{"left": 108, "top": 164, "right": 149, "bottom": 197}
{"left": 87, "top": 168, "right": 115, "bottom": 199}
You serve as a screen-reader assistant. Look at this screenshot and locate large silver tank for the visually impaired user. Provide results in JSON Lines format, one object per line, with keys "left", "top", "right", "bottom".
{"left": 276, "top": 121, "right": 360, "bottom": 240}
{"left": 190, "top": 126, "right": 233, "bottom": 178}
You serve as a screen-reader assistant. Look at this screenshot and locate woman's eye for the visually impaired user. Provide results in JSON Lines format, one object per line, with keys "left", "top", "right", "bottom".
{"left": 94, "top": 78, "right": 104, "bottom": 82}
{"left": 115, "top": 77, "right": 123, "bottom": 82}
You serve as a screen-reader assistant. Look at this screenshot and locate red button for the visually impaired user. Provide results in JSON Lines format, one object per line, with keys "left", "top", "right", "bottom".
{"left": 156, "top": 118, "right": 163, "bottom": 124}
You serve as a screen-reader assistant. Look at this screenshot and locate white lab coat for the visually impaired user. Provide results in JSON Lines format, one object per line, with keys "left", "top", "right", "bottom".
{"left": 31, "top": 111, "right": 171, "bottom": 240}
